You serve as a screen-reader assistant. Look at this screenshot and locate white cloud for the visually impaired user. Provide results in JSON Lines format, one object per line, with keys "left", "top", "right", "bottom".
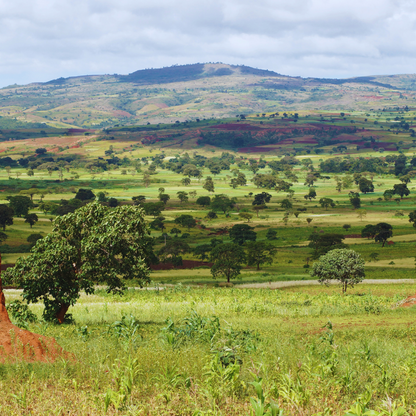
{"left": 0, "top": 0, "right": 415, "bottom": 86}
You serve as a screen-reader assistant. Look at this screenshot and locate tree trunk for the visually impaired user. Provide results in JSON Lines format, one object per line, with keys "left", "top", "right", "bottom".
{"left": 56, "top": 303, "right": 70, "bottom": 324}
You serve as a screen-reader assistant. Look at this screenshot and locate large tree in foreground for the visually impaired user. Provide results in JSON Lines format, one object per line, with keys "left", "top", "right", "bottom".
{"left": 310, "top": 249, "right": 365, "bottom": 293}
{"left": 4, "top": 202, "right": 154, "bottom": 323}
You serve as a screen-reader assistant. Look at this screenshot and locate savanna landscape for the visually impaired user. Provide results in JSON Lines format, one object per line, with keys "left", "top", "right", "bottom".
{"left": 2, "top": 64, "right": 416, "bottom": 415}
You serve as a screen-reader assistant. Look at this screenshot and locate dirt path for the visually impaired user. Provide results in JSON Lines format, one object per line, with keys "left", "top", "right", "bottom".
{"left": 237, "top": 279, "right": 416, "bottom": 289}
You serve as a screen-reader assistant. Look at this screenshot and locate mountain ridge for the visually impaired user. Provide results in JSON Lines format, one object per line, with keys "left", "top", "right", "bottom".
{"left": 0, "top": 63, "right": 415, "bottom": 130}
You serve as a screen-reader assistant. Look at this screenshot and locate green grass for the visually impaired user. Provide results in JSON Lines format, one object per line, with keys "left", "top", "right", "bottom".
{"left": 3, "top": 284, "right": 416, "bottom": 415}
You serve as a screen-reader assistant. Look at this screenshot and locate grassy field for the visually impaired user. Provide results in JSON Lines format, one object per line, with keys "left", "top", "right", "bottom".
{"left": 2, "top": 107, "right": 416, "bottom": 414}
{"left": 3, "top": 284, "right": 416, "bottom": 415}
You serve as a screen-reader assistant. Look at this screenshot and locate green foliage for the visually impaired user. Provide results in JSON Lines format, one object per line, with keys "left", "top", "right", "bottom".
{"left": 310, "top": 249, "right": 365, "bottom": 293}
{"left": 210, "top": 243, "right": 246, "bottom": 282}
{"left": 229, "top": 224, "right": 257, "bottom": 245}
{"left": 75, "top": 188, "right": 95, "bottom": 201}
{"left": 4, "top": 202, "right": 152, "bottom": 323}
{"left": 6, "top": 300, "right": 37, "bottom": 329}
{"left": 174, "top": 214, "right": 196, "bottom": 230}
{"left": 24, "top": 213, "right": 38, "bottom": 228}
{"left": 245, "top": 241, "right": 277, "bottom": 271}
{"left": 210, "top": 194, "right": 235, "bottom": 214}
{"left": 6, "top": 195, "right": 32, "bottom": 217}
{"left": 308, "top": 233, "right": 347, "bottom": 258}
{"left": 266, "top": 229, "right": 278, "bottom": 240}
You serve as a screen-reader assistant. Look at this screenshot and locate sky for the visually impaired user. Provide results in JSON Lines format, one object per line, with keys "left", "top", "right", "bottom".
{"left": 0, "top": 0, "right": 415, "bottom": 87}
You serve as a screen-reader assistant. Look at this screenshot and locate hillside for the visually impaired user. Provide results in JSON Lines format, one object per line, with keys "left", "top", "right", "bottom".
{"left": 0, "top": 63, "right": 416, "bottom": 130}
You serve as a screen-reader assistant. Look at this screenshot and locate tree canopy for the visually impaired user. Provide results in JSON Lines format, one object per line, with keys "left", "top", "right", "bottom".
{"left": 210, "top": 243, "right": 246, "bottom": 283}
{"left": 229, "top": 224, "right": 257, "bottom": 245}
{"left": 4, "top": 202, "right": 154, "bottom": 323}
{"left": 310, "top": 249, "right": 365, "bottom": 293}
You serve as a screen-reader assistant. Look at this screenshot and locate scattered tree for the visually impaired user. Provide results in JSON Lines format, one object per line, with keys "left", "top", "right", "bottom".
{"left": 245, "top": 241, "right": 277, "bottom": 271}
{"left": 310, "top": 249, "right": 365, "bottom": 293}
{"left": 229, "top": 224, "right": 257, "bottom": 245}
{"left": 210, "top": 243, "right": 246, "bottom": 283}
{"left": 24, "top": 213, "right": 38, "bottom": 228}
{"left": 174, "top": 214, "right": 197, "bottom": 231}
{"left": 0, "top": 205, "right": 14, "bottom": 231}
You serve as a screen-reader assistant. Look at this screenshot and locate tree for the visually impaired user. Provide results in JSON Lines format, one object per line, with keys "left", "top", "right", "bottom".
{"left": 319, "top": 198, "right": 335, "bottom": 210}
{"left": 308, "top": 233, "right": 347, "bottom": 258}
{"left": 252, "top": 204, "right": 266, "bottom": 218}
{"left": 196, "top": 196, "right": 211, "bottom": 207}
{"left": 174, "top": 214, "right": 196, "bottom": 231}
{"left": 239, "top": 212, "right": 253, "bottom": 222}
{"left": 343, "top": 224, "right": 351, "bottom": 232}
{"left": 210, "top": 243, "right": 246, "bottom": 283}
{"left": 75, "top": 189, "right": 95, "bottom": 201}
{"left": 369, "top": 252, "right": 379, "bottom": 262}
{"left": 36, "top": 148, "right": 47, "bottom": 155}
{"left": 408, "top": 210, "right": 416, "bottom": 228}
{"left": 252, "top": 192, "right": 272, "bottom": 206}
{"left": 97, "top": 192, "right": 108, "bottom": 202}
{"left": 229, "top": 224, "right": 257, "bottom": 245}
{"left": 374, "top": 222, "right": 393, "bottom": 247}
{"left": 24, "top": 213, "right": 38, "bottom": 228}
{"left": 108, "top": 198, "right": 118, "bottom": 207}
{"left": 210, "top": 194, "right": 235, "bottom": 215}
{"left": 27, "top": 233, "right": 42, "bottom": 247}
{"left": 383, "top": 189, "right": 394, "bottom": 201}
{"left": 181, "top": 177, "right": 191, "bottom": 186}
{"left": 149, "top": 216, "right": 166, "bottom": 231}
{"left": 280, "top": 199, "right": 293, "bottom": 210}
{"left": 349, "top": 192, "right": 361, "bottom": 209}
{"left": 245, "top": 241, "right": 277, "bottom": 271}
{"left": 177, "top": 191, "right": 189, "bottom": 203}
{"left": 205, "top": 211, "right": 218, "bottom": 220}
{"left": 310, "top": 249, "right": 365, "bottom": 293}
{"left": 4, "top": 202, "right": 154, "bottom": 323}
{"left": 132, "top": 195, "right": 146, "bottom": 206}
{"left": 266, "top": 229, "right": 278, "bottom": 240}
{"left": 393, "top": 183, "right": 410, "bottom": 199}
{"left": 20, "top": 188, "right": 38, "bottom": 201}
{"left": 203, "top": 176, "right": 215, "bottom": 193}
{"left": 158, "top": 240, "right": 191, "bottom": 265}
{"left": 0, "top": 205, "right": 13, "bottom": 231}
{"left": 361, "top": 224, "right": 377, "bottom": 239}
{"left": 275, "top": 179, "right": 293, "bottom": 193}
{"left": 356, "top": 209, "right": 367, "bottom": 221}
{"left": 193, "top": 244, "right": 212, "bottom": 261}
{"left": 6, "top": 196, "right": 32, "bottom": 217}
{"left": 358, "top": 178, "right": 374, "bottom": 194}
{"left": 159, "top": 193, "right": 170, "bottom": 205}
{"left": 142, "top": 202, "right": 165, "bottom": 217}
{"left": 304, "top": 188, "right": 317, "bottom": 201}
{"left": 170, "top": 227, "right": 182, "bottom": 238}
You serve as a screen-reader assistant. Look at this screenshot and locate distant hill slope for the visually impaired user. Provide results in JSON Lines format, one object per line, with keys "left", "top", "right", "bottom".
{"left": 0, "top": 63, "right": 415, "bottom": 129}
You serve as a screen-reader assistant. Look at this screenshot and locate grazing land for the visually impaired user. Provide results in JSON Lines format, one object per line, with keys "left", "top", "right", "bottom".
{"left": 2, "top": 65, "right": 416, "bottom": 414}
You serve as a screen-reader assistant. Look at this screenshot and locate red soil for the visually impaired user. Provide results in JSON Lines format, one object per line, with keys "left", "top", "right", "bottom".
{"left": 0, "top": 256, "right": 69, "bottom": 363}
{"left": 399, "top": 294, "right": 416, "bottom": 308}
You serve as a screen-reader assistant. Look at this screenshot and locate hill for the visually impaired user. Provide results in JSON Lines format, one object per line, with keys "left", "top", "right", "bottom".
{"left": 0, "top": 63, "right": 416, "bottom": 130}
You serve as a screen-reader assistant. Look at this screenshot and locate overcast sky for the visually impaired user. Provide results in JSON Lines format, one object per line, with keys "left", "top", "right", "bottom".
{"left": 0, "top": 0, "right": 415, "bottom": 87}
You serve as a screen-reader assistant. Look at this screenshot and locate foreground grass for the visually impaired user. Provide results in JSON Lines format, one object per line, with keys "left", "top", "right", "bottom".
{"left": 3, "top": 284, "right": 416, "bottom": 415}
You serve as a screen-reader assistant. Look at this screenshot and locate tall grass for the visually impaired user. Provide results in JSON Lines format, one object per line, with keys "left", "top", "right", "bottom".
{"left": 2, "top": 285, "right": 416, "bottom": 414}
